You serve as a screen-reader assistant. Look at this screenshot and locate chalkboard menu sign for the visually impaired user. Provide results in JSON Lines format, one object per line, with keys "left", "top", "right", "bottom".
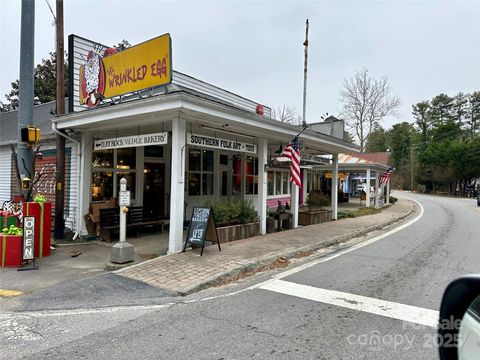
{"left": 183, "top": 207, "right": 221, "bottom": 256}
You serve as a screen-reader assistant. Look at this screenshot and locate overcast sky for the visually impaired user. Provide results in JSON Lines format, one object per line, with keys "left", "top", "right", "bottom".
{"left": 1, "top": 0, "right": 479, "bottom": 129}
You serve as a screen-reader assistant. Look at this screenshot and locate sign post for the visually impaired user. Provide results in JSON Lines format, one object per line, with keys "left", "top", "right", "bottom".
{"left": 182, "top": 207, "right": 221, "bottom": 256}
{"left": 110, "top": 178, "right": 135, "bottom": 264}
{"left": 18, "top": 216, "right": 38, "bottom": 271}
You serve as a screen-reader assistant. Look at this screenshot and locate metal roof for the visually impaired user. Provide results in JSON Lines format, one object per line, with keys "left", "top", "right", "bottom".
{"left": 0, "top": 99, "right": 68, "bottom": 144}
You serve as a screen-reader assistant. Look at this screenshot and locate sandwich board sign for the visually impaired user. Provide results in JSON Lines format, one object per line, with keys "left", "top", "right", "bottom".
{"left": 18, "top": 216, "right": 38, "bottom": 271}
{"left": 182, "top": 207, "right": 221, "bottom": 256}
{"left": 22, "top": 216, "right": 35, "bottom": 260}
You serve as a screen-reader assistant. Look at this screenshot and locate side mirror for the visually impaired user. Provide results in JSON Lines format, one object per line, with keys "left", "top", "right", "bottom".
{"left": 438, "top": 275, "right": 480, "bottom": 359}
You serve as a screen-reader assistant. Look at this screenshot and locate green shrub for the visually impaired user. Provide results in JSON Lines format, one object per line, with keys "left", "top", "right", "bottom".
{"left": 389, "top": 196, "right": 398, "bottom": 204}
{"left": 307, "top": 192, "right": 330, "bottom": 208}
{"left": 206, "top": 198, "right": 258, "bottom": 226}
{"left": 337, "top": 211, "right": 355, "bottom": 219}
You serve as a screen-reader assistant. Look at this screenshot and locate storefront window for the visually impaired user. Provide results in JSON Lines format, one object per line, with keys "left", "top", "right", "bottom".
{"left": 92, "top": 149, "right": 113, "bottom": 168}
{"left": 189, "top": 149, "right": 201, "bottom": 171}
{"left": 144, "top": 145, "right": 164, "bottom": 158}
{"left": 188, "top": 148, "right": 214, "bottom": 196}
{"left": 267, "top": 172, "right": 274, "bottom": 195}
{"left": 246, "top": 156, "right": 258, "bottom": 195}
{"left": 282, "top": 172, "right": 289, "bottom": 194}
{"left": 91, "top": 148, "right": 136, "bottom": 201}
{"left": 188, "top": 172, "right": 201, "bottom": 196}
{"left": 232, "top": 155, "right": 242, "bottom": 196}
{"left": 91, "top": 171, "right": 113, "bottom": 201}
{"left": 117, "top": 148, "right": 136, "bottom": 169}
{"left": 269, "top": 170, "right": 290, "bottom": 196}
{"left": 275, "top": 171, "right": 282, "bottom": 195}
{"left": 202, "top": 174, "right": 214, "bottom": 195}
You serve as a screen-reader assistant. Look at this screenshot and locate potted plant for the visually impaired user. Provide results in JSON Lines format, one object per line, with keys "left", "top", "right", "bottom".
{"left": 299, "top": 191, "right": 332, "bottom": 226}
{"left": 206, "top": 198, "right": 260, "bottom": 242}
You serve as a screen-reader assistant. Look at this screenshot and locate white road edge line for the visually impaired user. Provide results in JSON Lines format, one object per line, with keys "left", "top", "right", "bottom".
{"left": 259, "top": 279, "right": 439, "bottom": 328}
{"left": 249, "top": 198, "right": 424, "bottom": 289}
{"left": 0, "top": 303, "right": 175, "bottom": 320}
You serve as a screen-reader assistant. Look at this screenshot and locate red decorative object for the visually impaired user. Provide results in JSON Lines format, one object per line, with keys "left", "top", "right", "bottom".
{"left": 1, "top": 235, "right": 22, "bottom": 268}
{"left": 256, "top": 104, "right": 264, "bottom": 116}
{"left": 23, "top": 202, "right": 51, "bottom": 258}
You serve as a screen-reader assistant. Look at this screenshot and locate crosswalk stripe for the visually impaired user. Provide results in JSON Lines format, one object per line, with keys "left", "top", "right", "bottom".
{"left": 259, "top": 279, "right": 439, "bottom": 328}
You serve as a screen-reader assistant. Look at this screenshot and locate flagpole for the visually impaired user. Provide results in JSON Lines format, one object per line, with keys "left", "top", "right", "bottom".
{"left": 302, "top": 19, "right": 309, "bottom": 127}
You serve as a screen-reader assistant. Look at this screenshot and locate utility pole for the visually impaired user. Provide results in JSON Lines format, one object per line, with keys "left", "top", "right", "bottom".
{"left": 54, "top": 0, "right": 65, "bottom": 239}
{"left": 302, "top": 19, "right": 309, "bottom": 127}
{"left": 17, "top": 0, "right": 35, "bottom": 197}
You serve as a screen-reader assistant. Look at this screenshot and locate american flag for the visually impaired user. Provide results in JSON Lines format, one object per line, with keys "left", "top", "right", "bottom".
{"left": 379, "top": 166, "right": 394, "bottom": 185}
{"left": 282, "top": 136, "right": 301, "bottom": 187}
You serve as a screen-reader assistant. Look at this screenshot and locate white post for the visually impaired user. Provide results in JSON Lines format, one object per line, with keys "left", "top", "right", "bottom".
{"left": 110, "top": 177, "right": 134, "bottom": 264}
{"left": 386, "top": 178, "right": 390, "bottom": 204}
{"left": 291, "top": 183, "right": 299, "bottom": 228}
{"left": 331, "top": 153, "right": 338, "bottom": 220}
{"left": 258, "top": 138, "right": 268, "bottom": 234}
{"left": 302, "top": 170, "right": 308, "bottom": 206}
{"left": 119, "top": 178, "right": 127, "bottom": 243}
{"left": 365, "top": 168, "right": 371, "bottom": 207}
{"left": 374, "top": 171, "right": 380, "bottom": 209}
{"left": 79, "top": 133, "right": 92, "bottom": 235}
{"left": 169, "top": 117, "right": 186, "bottom": 254}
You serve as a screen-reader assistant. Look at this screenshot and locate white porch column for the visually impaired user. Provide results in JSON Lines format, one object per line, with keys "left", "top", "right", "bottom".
{"left": 291, "top": 183, "right": 299, "bottom": 228}
{"left": 386, "top": 178, "right": 390, "bottom": 204}
{"left": 365, "top": 168, "right": 371, "bottom": 207}
{"left": 258, "top": 138, "right": 268, "bottom": 234}
{"left": 168, "top": 117, "right": 186, "bottom": 254}
{"left": 374, "top": 171, "right": 380, "bottom": 209}
{"left": 79, "top": 133, "right": 92, "bottom": 235}
{"left": 302, "top": 170, "right": 308, "bottom": 206}
{"left": 331, "top": 153, "right": 339, "bottom": 220}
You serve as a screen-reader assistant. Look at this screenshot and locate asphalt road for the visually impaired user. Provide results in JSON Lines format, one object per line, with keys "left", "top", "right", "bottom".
{"left": 1, "top": 192, "right": 479, "bottom": 360}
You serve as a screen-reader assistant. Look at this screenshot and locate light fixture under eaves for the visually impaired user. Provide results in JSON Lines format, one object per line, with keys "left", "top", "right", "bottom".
{"left": 200, "top": 125, "right": 255, "bottom": 140}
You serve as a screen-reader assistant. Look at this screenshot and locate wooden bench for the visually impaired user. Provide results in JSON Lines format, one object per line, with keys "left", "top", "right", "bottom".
{"left": 99, "top": 206, "right": 166, "bottom": 242}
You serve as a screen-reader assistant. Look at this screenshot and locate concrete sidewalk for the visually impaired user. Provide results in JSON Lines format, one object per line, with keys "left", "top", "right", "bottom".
{"left": 116, "top": 199, "right": 416, "bottom": 295}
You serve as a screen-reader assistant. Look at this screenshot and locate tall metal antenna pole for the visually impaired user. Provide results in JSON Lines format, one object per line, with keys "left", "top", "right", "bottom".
{"left": 302, "top": 19, "right": 309, "bottom": 127}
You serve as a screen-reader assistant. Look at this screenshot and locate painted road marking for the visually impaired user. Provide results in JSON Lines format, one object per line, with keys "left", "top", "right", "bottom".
{"left": 259, "top": 279, "right": 439, "bottom": 328}
{"left": 0, "top": 303, "right": 175, "bottom": 320}
{"left": 0, "top": 289, "right": 24, "bottom": 298}
{"left": 250, "top": 199, "right": 424, "bottom": 285}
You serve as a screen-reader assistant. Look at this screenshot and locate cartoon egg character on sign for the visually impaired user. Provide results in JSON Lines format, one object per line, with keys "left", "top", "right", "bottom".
{"left": 79, "top": 46, "right": 118, "bottom": 109}
{"left": 79, "top": 49, "right": 105, "bottom": 108}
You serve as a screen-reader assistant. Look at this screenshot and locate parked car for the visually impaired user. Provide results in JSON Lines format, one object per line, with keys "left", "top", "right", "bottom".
{"left": 438, "top": 275, "right": 480, "bottom": 359}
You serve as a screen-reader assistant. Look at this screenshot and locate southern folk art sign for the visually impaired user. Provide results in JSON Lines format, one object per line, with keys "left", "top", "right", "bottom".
{"left": 187, "top": 133, "right": 257, "bottom": 154}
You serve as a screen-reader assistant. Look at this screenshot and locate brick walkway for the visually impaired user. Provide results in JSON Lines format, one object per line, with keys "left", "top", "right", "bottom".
{"left": 116, "top": 200, "right": 415, "bottom": 294}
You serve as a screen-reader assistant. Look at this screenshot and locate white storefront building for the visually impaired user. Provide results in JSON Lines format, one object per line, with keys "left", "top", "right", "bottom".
{"left": 14, "top": 33, "right": 360, "bottom": 253}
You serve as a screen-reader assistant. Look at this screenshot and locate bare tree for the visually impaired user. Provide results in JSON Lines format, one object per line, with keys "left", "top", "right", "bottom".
{"left": 272, "top": 105, "right": 301, "bottom": 125}
{"left": 340, "top": 68, "right": 400, "bottom": 151}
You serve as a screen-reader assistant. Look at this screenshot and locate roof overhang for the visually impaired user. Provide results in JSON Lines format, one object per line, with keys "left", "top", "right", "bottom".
{"left": 53, "top": 91, "right": 360, "bottom": 155}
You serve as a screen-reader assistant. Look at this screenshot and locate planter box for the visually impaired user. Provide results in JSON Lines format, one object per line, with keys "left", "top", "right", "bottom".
{"left": 298, "top": 209, "right": 332, "bottom": 226}
{"left": 1, "top": 235, "right": 22, "bottom": 268}
{"left": 23, "top": 202, "right": 51, "bottom": 258}
{"left": 216, "top": 222, "right": 260, "bottom": 243}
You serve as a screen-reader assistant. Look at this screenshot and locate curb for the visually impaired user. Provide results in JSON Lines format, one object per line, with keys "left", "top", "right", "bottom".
{"left": 177, "top": 200, "right": 417, "bottom": 295}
